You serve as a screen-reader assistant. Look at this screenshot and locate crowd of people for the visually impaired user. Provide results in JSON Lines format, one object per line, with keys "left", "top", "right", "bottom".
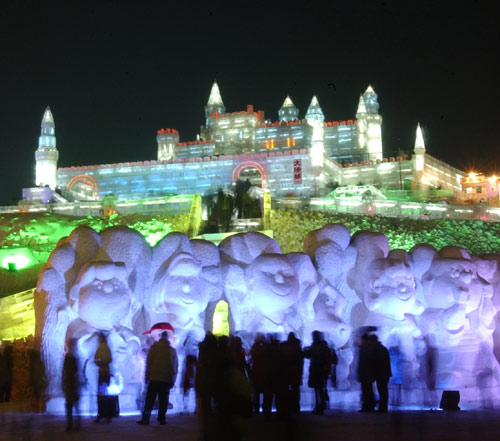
{"left": 0, "top": 336, "right": 45, "bottom": 411}
{"left": 2, "top": 328, "right": 395, "bottom": 437}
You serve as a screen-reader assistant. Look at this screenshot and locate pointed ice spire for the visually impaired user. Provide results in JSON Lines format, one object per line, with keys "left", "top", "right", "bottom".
{"left": 365, "top": 85, "right": 376, "bottom": 95}
{"left": 205, "top": 81, "right": 226, "bottom": 125}
{"left": 207, "top": 81, "right": 224, "bottom": 106}
{"left": 362, "top": 85, "right": 379, "bottom": 114}
{"left": 278, "top": 96, "right": 299, "bottom": 122}
{"left": 40, "top": 106, "right": 55, "bottom": 139}
{"left": 281, "top": 96, "right": 295, "bottom": 108}
{"left": 309, "top": 95, "right": 320, "bottom": 107}
{"left": 42, "top": 106, "right": 54, "bottom": 127}
{"left": 356, "top": 95, "right": 366, "bottom": 114}
{"left": 414, "top": 123, "right": 426, "bottom": 152}
{"left": 306, "top": 95, "right": 324, "bottom": 124}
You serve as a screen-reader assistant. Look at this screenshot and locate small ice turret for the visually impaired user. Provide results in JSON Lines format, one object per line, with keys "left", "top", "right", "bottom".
{"left": 278, "top": 96, "right": 299, "bottom": 122}
{"left": 35, "top": 106, "right": 59, "bottom": 189}
{"left": 157, "top": 128, "right": 179, "bottom": 161}
{"left": 305, "top": 95, "right": 325, "bottom": 124}
{"left": 205, "top": 81, "right": 226, "bottom": 127}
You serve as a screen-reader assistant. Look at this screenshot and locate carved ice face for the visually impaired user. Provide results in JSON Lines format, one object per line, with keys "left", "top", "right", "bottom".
{"left": 247, "top": 254, "right": 299, "bottom": 316}
{"left": 75, "top": 262, "right": 131, "bottom": 330}
{"left": 422, "top": 259, "right": 482, "bottom": 312}
{"left": 365, "top": 258, "right": 416, "bottom": 317}
{"left": 157, "top": 253, "right": 209, "bottom": 317}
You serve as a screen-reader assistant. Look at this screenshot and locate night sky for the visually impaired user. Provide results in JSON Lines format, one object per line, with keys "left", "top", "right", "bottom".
{"left": 1, "top": 0, "right": 499, "bottom": 206}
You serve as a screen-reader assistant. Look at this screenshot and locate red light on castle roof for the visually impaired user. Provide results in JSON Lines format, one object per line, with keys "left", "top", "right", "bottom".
{"left": 157, "top": 128, "right": 179, "bottom": 135}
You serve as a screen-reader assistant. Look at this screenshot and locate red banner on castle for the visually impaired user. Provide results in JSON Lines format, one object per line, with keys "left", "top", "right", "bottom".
{"left": 294, "top": 159, "right": 302, "bottom": 184}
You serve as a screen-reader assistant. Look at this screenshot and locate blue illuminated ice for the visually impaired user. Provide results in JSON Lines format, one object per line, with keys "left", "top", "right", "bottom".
{"left": 34, "top": 225, "right": 500, "bottom": 411}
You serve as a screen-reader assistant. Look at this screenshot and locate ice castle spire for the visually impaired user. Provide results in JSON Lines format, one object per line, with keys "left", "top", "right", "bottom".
{"left": 207, "top": 81, "right": 224, "bottom": 107}
{"left": 205, "top": 81, "right": 226, "bottom": 127}
{"left": 362, "top": 85, "right": 379, "bottom": 114}
{"left": 278, "top": 96, "right": 299, "bottom": 122}
{"left": 356, "top": 94, "right": 367, "bottom": 115}
{"left": 414, "top": 123, "right": 426, "bottom": 172}
{"left": 305, "top": 95, "right": 324, "bottom": 124}
{"left": 414, "top": 123, "right": 426, "bottom": 152}
{"left": 306, "top": 96, "right": 325, "bottom": 174}
{"left": 357, "top": 86, "right": 383, "bottom": 161}
{"left": 35, "top": 106, "right": 59, "bottom": 189}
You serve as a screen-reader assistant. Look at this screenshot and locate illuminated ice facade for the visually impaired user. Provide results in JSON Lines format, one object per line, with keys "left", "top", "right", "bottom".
{"left": 35, "top": 83, "right": 389, "bottom": 202}
{"left": 35, "top": 225, "right": 500, "bottom": 411}
{"left": 30, "top": 84, "right": 467, "bottom": 206}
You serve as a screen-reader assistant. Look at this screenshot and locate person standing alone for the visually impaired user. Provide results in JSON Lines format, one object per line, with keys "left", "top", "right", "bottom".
{"left": 137, "top": 330, "right": 178, "bottom": 425}
{"left": 373, "top": 335, "right": 391, "bottom": 412}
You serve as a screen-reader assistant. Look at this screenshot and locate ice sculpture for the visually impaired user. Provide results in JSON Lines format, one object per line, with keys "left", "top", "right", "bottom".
{"left": 149, "top": 233, "right": 222, "bottom": 348}
{"left": 66, "top": 262, "right": 140, "bottom": 394}
{"left": 219, "top": 232, "right": 281, "bottom": 332}
{"left": 35, "top": 226, "right": 147, "bottom": 408}
{"left": 416, "top": 247, "right": 498, "bottom": 389}
{"left": 348, "top": 233, "right": 421, "bottom": 390}
{"left": 34, "top": 223, "right": 500, "bottom": 410}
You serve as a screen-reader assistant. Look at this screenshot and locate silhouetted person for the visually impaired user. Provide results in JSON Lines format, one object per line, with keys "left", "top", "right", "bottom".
{"left": 181, "top": 334, "right": 198, "bottom": 414}
{"left": 62, "top": 339, "right": 81, "bottom": 431}
{"left": 357, "top": 333, "right": 376, "bottom": 412}
{"left": 137, "top": 331, "right": 178, "bottom": 425}
{"left": 213, "top": 335, "right": 252, "bottom": 441}
{"left": 423, "top": 334, "right": 438, "bottom": 409}
{"left": 265, "top": 335, "right": 282, "bottom": 417}
{"left": 227, "top": 336, "right": 248, "bottom": 377}
{"left": 373, "top": 335, "right": 391, "bottom": 412}
{"left": 28, "top": 345, "right": 46, "bottom": 412}
{"left": 94, "top": 333, "right": 113, "bottom": 423}
{"left": 196, "top": 332, "right": 219, "bottom": 441}
{"left": 0, "top": 345, "right": 13, "bottom": 402}
{"left": 304, "top": 331, "right": 332, "bottom": 415}
{"left": 280, "top": 332, "right": 304, "bottom": 414}
{"left": 249, "top": 333, "right": 270, "bottom": 415}
{"left": 331, "top": 346, "right": 339, "bottom": 389}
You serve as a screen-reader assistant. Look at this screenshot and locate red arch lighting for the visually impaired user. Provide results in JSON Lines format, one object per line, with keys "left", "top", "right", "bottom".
{"left": 232, "top": 161, "right": 268, "bottom": 189}
{"left": 67, "top": 174, "right": 99, "bottom": 200}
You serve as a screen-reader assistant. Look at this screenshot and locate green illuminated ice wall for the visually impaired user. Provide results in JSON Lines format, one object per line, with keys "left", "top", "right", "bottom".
{"left": 2, "top": 208, "right": 500, "bottom": 340}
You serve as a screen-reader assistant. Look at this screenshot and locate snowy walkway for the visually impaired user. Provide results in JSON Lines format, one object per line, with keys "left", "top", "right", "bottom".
{"left": 1, "top": 408, "right": 500, "bottom": 441}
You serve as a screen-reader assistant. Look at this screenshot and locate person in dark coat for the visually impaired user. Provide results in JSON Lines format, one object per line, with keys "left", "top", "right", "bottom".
{"left": 0, "top": 345, "right": 13, "bottom": 402}
{"left": 373, "top": 335, "right": 392, "bottom": 412}
{"left": 94, "top": 333, "right": 115, "bottom": 423}
{"left": 29, "top": 345, "right": 46, "bottom": 412}
{"left": 181, "top": 333, "right": 198, "bottom": 415}
{"left": 357, "top": 333, "right": 376, "bottom": 412}
{"left": 280, "top": 332, "right": 304, "bottom": 414}
{"left": 137, "top": 331, "right": 178, "bottom": 425}
{"left": 249, "top": 333, "right": 270, "bottom": 415}
{"left": 62, "top": 339, "right": 81, "bottom": 431}
{"left": 304, "top": 331, "right": 332, "bottom": 415}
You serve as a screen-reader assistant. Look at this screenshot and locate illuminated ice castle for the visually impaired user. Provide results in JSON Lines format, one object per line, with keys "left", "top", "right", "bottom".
{"left": 29, "top": 82, "right": 466, "bottom": 204}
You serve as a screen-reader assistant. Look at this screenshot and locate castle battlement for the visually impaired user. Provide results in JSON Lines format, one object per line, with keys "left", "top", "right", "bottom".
{"left": 156, "top": 128, "right": 179, "bottom": 135}
{"left": 177, "top": 140, "right": 213, "bottom": 146}
{"left": 325, "top": 119, "right": 356, "bottom": 127}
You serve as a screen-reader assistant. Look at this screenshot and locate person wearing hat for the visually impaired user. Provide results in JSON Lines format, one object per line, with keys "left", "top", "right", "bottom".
{"left": 137, "top": 324, "right": 178, "bottom": 425}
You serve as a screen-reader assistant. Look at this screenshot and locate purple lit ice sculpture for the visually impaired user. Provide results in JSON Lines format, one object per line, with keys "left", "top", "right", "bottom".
{"left": 417, "top": 247, "right": 500, "bottom": 389}
{"left": 66, "top": 262, "right": 140, "bottom": 396}
{"left": 35, "top": 223, "right": 500, "bottom": 410}
{"left": 149, "top": 233, "right": 222, "bottom": 346}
